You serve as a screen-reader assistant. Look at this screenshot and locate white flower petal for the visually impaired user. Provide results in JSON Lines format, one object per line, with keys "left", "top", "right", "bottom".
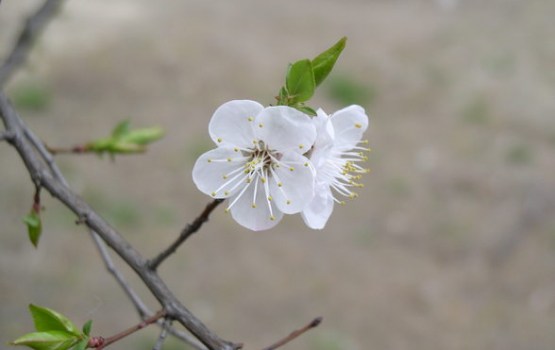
{"left": 255, "top": 106, "right": 316, "bottom": 153}
{"left": 192, "top": 147, "right": 248, "bottom": 198}
{"left": 310, "top": 109, "right": 335, "bottom": 168}
{"left": 229, "top": 182, "right": 283, "bottom": 231}
{"left": 209, "top": 100, "right": 263, "bottom": 148}
{"left": 269, "top": 152, "right": 315, "bottom": 214}
{"left": 330, "top": 105, "right": 369, "bottom": 150}
{"left": 301, "top": 186, "right": 335, "bottom": 229}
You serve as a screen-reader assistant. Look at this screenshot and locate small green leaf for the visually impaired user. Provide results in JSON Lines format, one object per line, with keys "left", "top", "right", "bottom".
{"left": 85, "top": 121, "right": 164, "bottom": 156}
{"left": 81, "top": 320, "right": 92, "bottom": 336}
{"left": 10, "top": 331, "right": 80, "bottom": 350}
{"left": 295, "top": 105, "right": 317, "bottom": 116}
{"left": 85, "top": 137, "right": 113, "bottom": 153}
{"left": 312, "top": 37, "right": 347, "bottom": 87}
{"left": 285, "top": 59, "right": 315, "bottom": 104}
{"left": 111, "top": 120, "right": 131, "bottom": 138}
{"left": 120, "top": 127, "right": 164, "bottom": 145}
{"left": 72, "top": 338, "right": 89, "bottom": 350}
{"left": 23, "top": 211, "right": 42, "bottom": 248}
{"left": 29, "top": 305, "right": 81, "bottom": 336}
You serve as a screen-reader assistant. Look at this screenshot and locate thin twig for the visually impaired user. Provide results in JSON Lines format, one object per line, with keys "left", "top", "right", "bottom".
{"left": 89, "top": 230, "right": 150, "bottom": 318}
{"left": 90, "top": 230, "right": 207, "bottom": 350}
{"left": 89, "top": 309, "right": 167, "bottom": 349}
{"left": 152, "top": 318, "right": 172, "bottom": 350}
{"left": 148, "top": 199, "right": 224, "bottom": 270}
{"left": 262, "top": 317, "right": 322, "bottom": 350}
{"left": 0, "top": 0, "right": 65, "bottom": 87}
{"left": 0, "top": 93, "right": 240, "bottom": 350}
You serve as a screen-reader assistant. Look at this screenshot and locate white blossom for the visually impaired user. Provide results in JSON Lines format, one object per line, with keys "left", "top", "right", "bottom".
{"left": 301, "top": 105, "right": 370, "bottom": 229}
{"left": 192, "top": 100, "right": 317, "bottom": 231}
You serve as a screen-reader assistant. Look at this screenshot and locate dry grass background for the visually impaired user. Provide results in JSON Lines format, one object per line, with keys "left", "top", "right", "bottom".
{"left": 1, "top": 0, "right": 555, "bottom": 349}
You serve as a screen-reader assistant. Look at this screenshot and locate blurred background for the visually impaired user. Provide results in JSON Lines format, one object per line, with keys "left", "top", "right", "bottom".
{"left": 1, "top": 0, "right": 555, "bottom": 349}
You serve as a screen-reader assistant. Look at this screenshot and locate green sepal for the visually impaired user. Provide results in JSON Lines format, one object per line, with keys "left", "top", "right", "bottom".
{"left": 72, "top": 338, "right": 88, "bottom": 350}
{"left": 81, "top": 320, "right": 92, "bottom": 336}
{"left": 311, "top": 37, "right": 347, "bottom": 87}
{"left": 295, "top": 105, "right": 317, "bottom": 116}
{"left": 29, "top": 304, "right": 80, "bottom": 336}
{"left": 22, "top": 211, "right": 42, "bottom": 248}
{"left": 10, "top": 331, "right": 80, "bottom": 350}
{"left": 285, "top": 59, "right": 315, "bottom": 104}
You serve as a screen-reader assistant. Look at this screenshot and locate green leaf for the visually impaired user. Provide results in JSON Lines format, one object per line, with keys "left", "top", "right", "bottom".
{"left": 295, "top": 105, "right": 317, "bottom": 116}
{"left": 285, "top": 59, "right": 315, "bottom": 104}
{"left": 86, "top": 121, "right": 164, "bottom": 155}
{"left": 10, "top": 331, "right": 80, "bottom": 350}
{"left": 120, "top": 127, "right": 164, "bottom": 145}
{"left": 111, "top": 120, "right": 131, "bottom": 138}
{"left": 72, "top": 338, "right": 88, "bottom": 350}
{"left": 81, "top": 320, "right": 92, "bottom": 336}
{"left": 311, "top": 37, "right": 347, "bottom": 87}
{"left": 23, "top": 211, "right": 42, "bottom": 248}
{"left": 29, "top": 305, "right": 80, "bottom": 336}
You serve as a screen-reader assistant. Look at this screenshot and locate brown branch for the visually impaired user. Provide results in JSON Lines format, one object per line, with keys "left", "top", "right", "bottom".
{"left": 0, "top": 0, "right": 65, "bottom": 88}
{"left": 148, "top": 198, "right": 224, "bottom": 270}
{"left": 89, "top": 309, "right": 166, "bottom": 349}
{"left": 0, "top": 93, "right": 241, "bottom": 350}
{"left": 45, "top": 144, "right": 89, "bottom": 154}
{"left": 262, "top": 317, "right": 322, "bottom": 350}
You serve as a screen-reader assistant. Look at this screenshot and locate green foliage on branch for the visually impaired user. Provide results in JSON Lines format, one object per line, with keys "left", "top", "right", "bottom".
{"left": 86, "top": 120, "right": 164, "bottom": 156}
{"left": 277, "top": 37, "right": 347, "bottom": 115}
{"left": 10, "top": 305, "right": 92, "bottom": 350}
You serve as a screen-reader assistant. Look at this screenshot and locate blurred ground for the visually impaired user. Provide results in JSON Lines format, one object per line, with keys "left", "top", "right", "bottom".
{"left": 2, "top": 0, "right": 555, "bottom": 349}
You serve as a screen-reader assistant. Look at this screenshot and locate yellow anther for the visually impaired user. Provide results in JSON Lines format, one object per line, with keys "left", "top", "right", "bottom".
{"left": 207, "top": 159, "right": 212, "bottom": 163}
{"left": 277, "top": 182, "right": 282, "bottom": 187}
{"left": 251, "top": 203, "right": 256, "bottom": 208}
{"left": 217, "top": 137, "right": 222, "bottom": 143}
{"left": 270, "top": 215, "right": 275, "bottom": 221}
{"left": 248, "top": 116, "right": 254, "bottom": 122}
{"left": 224, "top": 208, "right": 230, "bottom": 213}
{"left": 258, "top": 123, "right": 264, "bottom": 128}
{"left": 246, "top": 178, "right": 252, "bottom": 183}
{"left": 211, "top": 192, "right": 216, "bottom": 197}
{"left": 299, "top": 144, "right": 304, "bottom": 149}
{"left": 268, "top": 196, "right": 273, "bottom": 201}
{"left": 261, "top": 177, "right": 267, "bottom": 183}
{"left": 304, "top": 162, "right": 309, "bottom": 167}
{"left": 286, "top": 200, "right": 291, "bottom": 205}
{"left": 234, "top": 147, "right": 239, "bottom": 152}
{"left": 355, "top": 123, "right": 362, "bottom": 128}
{"left": 223, "top": 175, "right": 228, "bottom": 179}
{"left": 227, "top": 158, "right": 232, "bottom": 162}
{"left": 289, "top": 167, "right": 294, "bottom": 172}
{"left": 224, "top": 191, "right": 229, "bottom": 196}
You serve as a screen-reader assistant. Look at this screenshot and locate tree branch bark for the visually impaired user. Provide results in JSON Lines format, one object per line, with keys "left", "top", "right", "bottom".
{"left": 0, "top": 0, "right": 65, "bottom": 88}
{"left": 0, "top": 92, "right": 241, "bottom": 350}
